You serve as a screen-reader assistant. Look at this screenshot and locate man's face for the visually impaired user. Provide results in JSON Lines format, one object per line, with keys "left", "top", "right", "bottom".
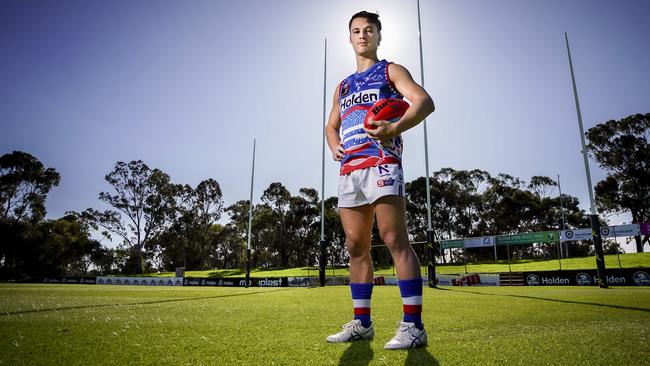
{"left": 349, "top": 17, "right": 381, "bottom": 56}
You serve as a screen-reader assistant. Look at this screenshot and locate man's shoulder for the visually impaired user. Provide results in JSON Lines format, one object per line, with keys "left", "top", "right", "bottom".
{"left": 387, "top": 62, "right": 407, "bottom": 72}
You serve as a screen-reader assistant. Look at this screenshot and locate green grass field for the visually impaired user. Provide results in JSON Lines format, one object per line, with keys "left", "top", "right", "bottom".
{"left": 1, "top": 284, "right": 649, "bottom": 365}
{"left": 148, "top": 252, "right": 650, "bottom": 278}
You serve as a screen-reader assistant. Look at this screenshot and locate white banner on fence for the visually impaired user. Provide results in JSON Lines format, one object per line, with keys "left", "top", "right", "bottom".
{"left": 464, "top": 236, "right": 495, "bottom": 248}
{"left": 560, "top": 224, "right": 640, "bottom": 241}
{"left": 600, "top": 224, "right": 640, "bottom": 238}
{"left": 560, "top": 228, "right": 593, "bottom": 241}
{"left": 96, "top": 276, "right": 183, "bottom": 286}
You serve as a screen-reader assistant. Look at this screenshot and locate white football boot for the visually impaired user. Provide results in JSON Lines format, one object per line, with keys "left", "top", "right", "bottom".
{"left": 384, "top": 321, "right": 427, "bottom": 350}
{"left": 326, "top": 319, "right": 374, "bottom": 343}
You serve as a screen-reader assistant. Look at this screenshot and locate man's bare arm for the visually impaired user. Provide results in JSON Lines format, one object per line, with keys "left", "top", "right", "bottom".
{"left": 364, "top": 63, "right": 435, "bottom": 140}
{"left": 324, "top": 84, "right": 345, "bottom": 161}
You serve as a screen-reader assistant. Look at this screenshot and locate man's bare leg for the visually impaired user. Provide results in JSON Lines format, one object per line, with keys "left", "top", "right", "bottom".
{"left": 374, "top": 195, "right": 427, "bottom": 349}
{"left": 326, "top": 204, "right": 376, "bottom": 343}
{"left": 339, "top": 205, "right": 374, "bottom": 283}
{"left": 374, "top": 195, "right": 421, "bottom": 279}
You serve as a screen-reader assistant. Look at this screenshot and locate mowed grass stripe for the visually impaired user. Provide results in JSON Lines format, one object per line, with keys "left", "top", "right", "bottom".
{"left": 1, "top": 285, "right": 649, "bottom": 365}
{"left": 0, "top": 286, "right": 291, "bottom": 317}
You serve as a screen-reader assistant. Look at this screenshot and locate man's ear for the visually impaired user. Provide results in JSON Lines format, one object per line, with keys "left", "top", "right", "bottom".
{"left": 378, "top": 33, "right": 382, "bottom": 46}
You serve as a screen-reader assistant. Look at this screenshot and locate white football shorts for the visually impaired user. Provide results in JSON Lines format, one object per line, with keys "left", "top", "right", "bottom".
{"left": 337, "top": 164, "right": 405, "bottom": 208}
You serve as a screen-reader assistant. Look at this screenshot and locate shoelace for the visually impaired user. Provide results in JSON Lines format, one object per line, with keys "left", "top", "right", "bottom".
{"left": 394, "top": 323, "right": 414, "bottom": 337}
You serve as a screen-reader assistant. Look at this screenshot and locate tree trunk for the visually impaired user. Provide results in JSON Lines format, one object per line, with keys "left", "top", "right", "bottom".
{"left": 635, "top": 235, "right": 643, "bottom": 253}
{"left": 632, "top": 211, "right": 644, "bottom": 253}
{"left": 135, "top": 245, "right": 143, "bottom": 274}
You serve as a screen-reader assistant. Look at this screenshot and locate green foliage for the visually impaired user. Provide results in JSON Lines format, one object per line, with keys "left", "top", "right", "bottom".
{"left": 148, "top": 179, "right": 224, "bottom": 271}
{"left": 0, "top": 285, "right": 648, "bottom": 365}
{"left": 0, "top": 151, "right": 60, "bottom": 223}
{"left": 586, "top": 113, "right": 650, "bottom": 251}
{"left": 0, "top": 215, "right": 101, "bottom": 279}
{"left": 0, "top": 152, "right": 100, "bottom": 280}
{"left": 405, "top": 168, "right": 589, "bottom": 263}
{"left": 81, "top": 160, "right": 183, "bottom": 274}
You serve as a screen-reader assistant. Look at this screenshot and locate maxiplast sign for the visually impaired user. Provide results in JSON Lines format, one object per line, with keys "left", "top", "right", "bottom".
{"left": 182, "top": 277, "right": 288, "bottom": 287}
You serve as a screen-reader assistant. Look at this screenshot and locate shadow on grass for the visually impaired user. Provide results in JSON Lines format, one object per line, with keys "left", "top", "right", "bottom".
{"left": 405, "top": 346, "right": 439, "bottom": 366}
{"left": 206, "top": 267, "right": 323, "bottom": 277}
{"left": 437, "top": 287, "right": 650, "bottom": 313}
{"left": 336, "top": 341, "right": 438, "bottom": 366}
{"left": 338, "top": 340, "right": 373, "bottom": 366}
{"left": 0, "top": 288, "right": 293, "bottom": 317}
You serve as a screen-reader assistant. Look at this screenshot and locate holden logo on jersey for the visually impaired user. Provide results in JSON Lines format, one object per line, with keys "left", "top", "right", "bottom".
{"left": 377, "top": 178, "right": 395, "bottom": 187}
{"left": 340, "top": 89, "right": 380, "bottom": 110}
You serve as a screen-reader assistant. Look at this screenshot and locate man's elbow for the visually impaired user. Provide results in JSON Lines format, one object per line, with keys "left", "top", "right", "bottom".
{"left": 427, "top": 97, "right": 435, "bottom": 114}
{"left": 420, "top": 95, "right": 435, "bottom": 115}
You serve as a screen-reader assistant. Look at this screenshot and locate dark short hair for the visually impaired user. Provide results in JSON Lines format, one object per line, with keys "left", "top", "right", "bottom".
{"left": 349, "top": 11, "right": 381, "bottom": 32}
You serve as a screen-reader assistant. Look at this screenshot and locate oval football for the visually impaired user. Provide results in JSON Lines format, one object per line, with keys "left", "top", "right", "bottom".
{"left": 363, "top": 98, "right": 410, "bottom": 130}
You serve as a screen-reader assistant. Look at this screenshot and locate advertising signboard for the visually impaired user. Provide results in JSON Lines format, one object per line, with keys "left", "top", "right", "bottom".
{"left": 441, "top": 239, "right": 464, "bottom": 249}
{"left": 600, "top": 224, "right": 640, "bottom": 238}
{"left": 496, "top": 231, "right": 559, "bottom": 245}
{"left": 560, "top": 228, "right": 593, "bottom": 241}
{"left": 520, "top": 269, "right": 649, "bottom": 286}
{"left": 464, "top": 236, "right": 495, "bottom": 248}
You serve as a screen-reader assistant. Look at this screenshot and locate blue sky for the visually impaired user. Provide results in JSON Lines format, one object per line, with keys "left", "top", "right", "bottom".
{"left": 1, "top": 0, "right": 649, "bottom": 251}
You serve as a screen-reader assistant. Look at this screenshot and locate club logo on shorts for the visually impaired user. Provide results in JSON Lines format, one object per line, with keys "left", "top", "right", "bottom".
{"left": 377, "top": 178, "right": 395, "bottom": 187}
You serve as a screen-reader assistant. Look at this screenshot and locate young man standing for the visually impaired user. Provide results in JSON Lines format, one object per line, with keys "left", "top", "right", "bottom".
{"left": 324, "top": 11, "right": 435, "bottom": 350}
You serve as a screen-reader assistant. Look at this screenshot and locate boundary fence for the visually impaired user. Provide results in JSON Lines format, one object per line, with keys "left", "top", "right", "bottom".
{"left": 38, "top": 267, "right": 650, "bottom": 287}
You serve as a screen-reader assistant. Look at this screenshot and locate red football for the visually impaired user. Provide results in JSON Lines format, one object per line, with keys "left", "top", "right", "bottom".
{"left": 363, "top": 98, "right": 410, "bottom": 130}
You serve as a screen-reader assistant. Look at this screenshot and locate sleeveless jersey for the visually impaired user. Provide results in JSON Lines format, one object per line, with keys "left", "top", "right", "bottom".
{"left": 338, "top": 59, "right": 404, "bottom": 175}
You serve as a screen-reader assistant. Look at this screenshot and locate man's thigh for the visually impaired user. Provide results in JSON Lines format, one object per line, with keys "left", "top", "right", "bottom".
{"left": 339, "top": 205, "right": 374, "bottom": 251}
{"left": 373, "top": 195, "right": 409, "bottom": 246}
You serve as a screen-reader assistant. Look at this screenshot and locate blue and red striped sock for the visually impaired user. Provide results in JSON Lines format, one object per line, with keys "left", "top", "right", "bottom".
{"left": 350, "top": 283, "right": 373, "bottom": 328}
{"left": 398, "top": 278, "right": 423, "bottom": 330}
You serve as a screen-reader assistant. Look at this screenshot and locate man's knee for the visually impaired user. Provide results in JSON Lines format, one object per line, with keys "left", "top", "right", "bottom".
{"left": 346, "top": 239, "right": 370, "bottom": 259}
{"left": 382, "top": 232, "right": 410, "bottom": 256}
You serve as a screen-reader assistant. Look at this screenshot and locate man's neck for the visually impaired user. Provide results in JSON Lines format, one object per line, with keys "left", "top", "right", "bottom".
{"left": 356, "top": 54, "right": 379, "bottom": 73}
